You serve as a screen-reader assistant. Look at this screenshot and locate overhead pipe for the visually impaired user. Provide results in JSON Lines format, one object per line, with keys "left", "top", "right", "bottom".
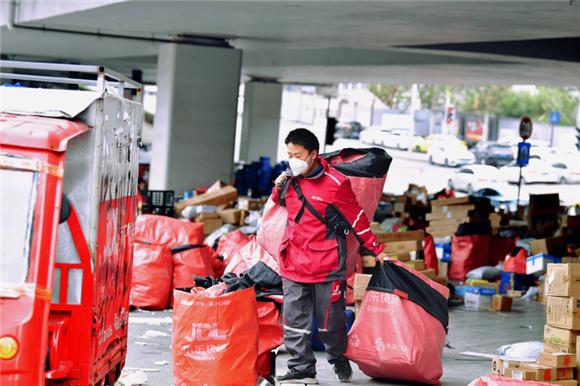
{"left": 7, "top": 0, "right": 20, "bottom": 31}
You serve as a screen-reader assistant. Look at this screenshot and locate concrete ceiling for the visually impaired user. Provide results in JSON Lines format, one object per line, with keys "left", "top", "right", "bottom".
{"left": 1, "top": 1, "right": 580, "bottom": 85}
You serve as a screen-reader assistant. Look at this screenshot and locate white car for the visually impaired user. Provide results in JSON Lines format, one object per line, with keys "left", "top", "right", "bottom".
{"left": 381, "top": 129, "right": 423, "bottom": 150}
{"left": 500, "top": 159, "right": 559, "bottom": 184}
{"left": 427, "top": 143, "right": 475, "bottom": 167}
{"left": 551, "top": 161, "right": 580, "bottom": 184}
{"left": 359, "top": 126, "right": 390, "bottom": 145}
{"left": 447, "top": 165, "right": 508, "bottom": 194}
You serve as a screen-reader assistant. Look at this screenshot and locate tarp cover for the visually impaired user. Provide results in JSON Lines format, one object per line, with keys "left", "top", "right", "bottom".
{"left": 345, "top": 258, "right": 449, "bottom": 385}
{"left": 258, "top": 147, "right": 391, "bottom": 279}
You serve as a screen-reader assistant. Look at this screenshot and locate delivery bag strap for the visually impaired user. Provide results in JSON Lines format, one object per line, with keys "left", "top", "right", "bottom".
{"left": 171, "top": 244, "right": 204, "bottom": 255}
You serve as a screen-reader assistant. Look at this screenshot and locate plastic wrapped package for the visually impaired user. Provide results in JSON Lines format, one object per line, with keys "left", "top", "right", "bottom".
{"left": 345, "top": 258, "right": 449, "bottom": 385}
{"left": 129, "top": 242, "right": 173, "bottom": 310}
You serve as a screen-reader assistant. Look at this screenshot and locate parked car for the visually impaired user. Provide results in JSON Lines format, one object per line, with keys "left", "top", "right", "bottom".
{"left": 334, "top": 121, "right": 364, "bottom": 139}
{"left": 551, "top": 161, "right": 580, "bottom": 184}
{"left": 427, "top": 143, "right": 475, "bottom": 167}
{"left": 413, "top": 134, "right": 467, "bottom": 153}
{"left": 381, "top": 129, "right": 423, "bottom": 150}
{"left": 447, "top": 165, "right": 508, "bottom": 194}
{"left": 472, "top": 186, "right": 529, "bottom": 212}
{"left": 359, "top": 125, "right": 390, "bottom": 145}
{"left": 499, "top": 159, "right": 559, "bottom": 184}
{"left": 470, "top": 141, "right": 514, "bottom": 167}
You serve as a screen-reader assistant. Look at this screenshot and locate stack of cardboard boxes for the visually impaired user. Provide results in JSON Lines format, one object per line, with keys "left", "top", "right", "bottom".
{"left": 426, "top": 196, "right": 493, "bottom": 238}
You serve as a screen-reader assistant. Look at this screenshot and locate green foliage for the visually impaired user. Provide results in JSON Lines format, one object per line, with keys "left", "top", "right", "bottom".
{"left": 368, "top": 84, "right": 408, "bottom": 110}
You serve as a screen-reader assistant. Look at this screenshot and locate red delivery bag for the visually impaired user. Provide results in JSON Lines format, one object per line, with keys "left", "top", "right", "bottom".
{"left": 217, "top": 229, "right": 251, "bottom": 267}
{"left": 468, "top": 375, "right": 553, "bottom": 386}
{"left": 490, "top": 236, "right": 516, "bottom": 267}
{"left": 345, "top": 258, "right": 449, "bottom": 385}
{"left": 449, "top": 234, "right": 492, "bottom": 281}
{"left": 172, "top": 286, "right": 259, "bottom": 386}
{"left": 256, "top": 299, "right": 284, "bottom": 378}
{"left": 503, "top": 247, "right": 528, "bottom": 274}
{"left": 258, "top": 148, "right": 391, "bottom": 277}
{"left": 130, "top": 242, "right": 173, "bottom": 310}
{"left": 225, "top": 236, "right": 280, "bottom": 275}
{"left": 423, "top": 234, "right": 439, "bottom": 275}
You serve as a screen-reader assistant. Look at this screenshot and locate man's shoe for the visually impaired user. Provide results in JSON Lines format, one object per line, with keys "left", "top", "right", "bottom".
{"left": 333, "top": 357, "right": 353, "bottom": 382}
{"left": 276, "top": 368, "right": 318, "bottom": 384}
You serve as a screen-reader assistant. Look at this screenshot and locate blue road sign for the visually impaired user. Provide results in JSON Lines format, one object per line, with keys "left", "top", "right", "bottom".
{"left": 550, "top": 111, "right": 560, "bottom": 125}
{"left": 517, "top": 142, "right": 531, "bottom": 166}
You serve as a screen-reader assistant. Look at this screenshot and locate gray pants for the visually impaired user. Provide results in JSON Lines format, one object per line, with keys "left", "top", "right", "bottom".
{"left": 282, "top": 278, "right": 348, "bottom": 374}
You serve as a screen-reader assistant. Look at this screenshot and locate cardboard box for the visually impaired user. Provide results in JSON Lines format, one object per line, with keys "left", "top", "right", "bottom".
{"left": 394, "top": 202, "right": 407, "bottom": 213}
{"left": 195, "top": 212, "right": 219, "bottom": 221}
{"left": 504, "top": 360, "right": 532, "bottom": 374}
{"left": 528, "top": 254, "right": 562, "bottom": 275}
{"left": 491, "top": 356, "right": 503, "bottom": 375}
{"left": 523, "top": 363, "right": 557, "bottom": 382}
{"left": 175, "top": 181, "right": 238, "bottom": 215}
{"left": 426, "top": 211, "right": 474, "bottom": 221}
{"left": 507, "top": 290, "right": 524, "bottom": 298}
{"left": 556, "top": 367, "right": 574, "bottom": 380}
{"left": 546, "top": 380, "right": 577, "bottom": 386}
{"left": 371, "top": 222, "right": 381, "bottom": 230}
{"left": 531, "top": 237, "right": 568, "bottom": 258}
{"left": 435, "top": 276, "right": 449, "bottom": 287}
{"left": 504, "top": 368, "right": 537, "bottom": 381}
{"left": 419, "top": 269, "right": 436, "bottom": 280}
{"left": 562, "top": 257, "right": 580, "bottom": 264}
{"left": 199, "top": 218, "right": 223, "bottom": 235}
{"left": 355, "top": 299, "right": 362, "bottom": 316}
{"left": 547, "top": 297, "right": 580, "bottom": 330}
{"left": 545, "top": 326, "right": 580, "bottom": 354}
{"left": 430, "top": 196, "right": 491, "bottom": 207}
{"left": 353, "top": 274, "right": 372, "bottom": 301}
{"left": 425, "top": 225, "right": 460, "bottom": 237}
{"left": 405, "top": 260, "right": 426, "bottom": 271}
{"left": 432, "top": 203, "right": 493, "bottom": 214}
{"left": 390, "top": 252, "right": 411, "bottom": 262}
{"left": 469, "top": 280, "right": 502, "bottom": 295}
{"left": 238, "top": 198, "right": 260, "bottom": 211}
{"left": 540, "top": 352, "right": 577, "bottom": 368}
{"left": 428, "top": 217, "right": 488, "bottom": 228}
{"left": 217, "top": 208, "right": 242, "bottom": 224}
{"left": 492, "top": 295, "right": 513, "bottom": 311}
{"left": 382, "top": 240, "right": 423, "bottom": 254}
{"left": 372, "top": 230, "right": 424, "bottom": 244}
{"left": 439, "top": 262, "right": 449, "bottom": 278}
{"left": 547, "top": 264, "right": 580, "bottom": 297}
{"left": 465, "top": 292, "right": 493, "bottom": 309}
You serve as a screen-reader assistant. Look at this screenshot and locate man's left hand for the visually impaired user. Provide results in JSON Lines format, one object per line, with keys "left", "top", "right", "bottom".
{"left": 375, "top": 251, "right": 388, "bottom": 266}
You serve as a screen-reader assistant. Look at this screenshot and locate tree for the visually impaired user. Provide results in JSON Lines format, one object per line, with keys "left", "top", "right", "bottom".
{"left": 368, "top": 84, "right": 409, "bottom": 110}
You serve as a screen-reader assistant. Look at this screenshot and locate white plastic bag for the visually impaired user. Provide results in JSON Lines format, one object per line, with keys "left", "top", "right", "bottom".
{"left": 466, "top": 266, "right": 502, "bottom": 281}
{"left": 497, "top": 341, "right": 543, "bottom": 361}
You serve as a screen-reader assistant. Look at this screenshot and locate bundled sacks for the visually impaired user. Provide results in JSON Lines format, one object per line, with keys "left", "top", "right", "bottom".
{"left": 217, "top": 229, "right": 251, "bottom": 268}
{"left": 172, "top": 286, "right": 259, "bottom": 386}
{"left": 345, "top": 258, "right": 449, "bottom": 385}
{"left": 449, "top": 234, "right": 492, "bottom": 281}
{"left": 130, "top": 242, "right": 173, "bottom": 310}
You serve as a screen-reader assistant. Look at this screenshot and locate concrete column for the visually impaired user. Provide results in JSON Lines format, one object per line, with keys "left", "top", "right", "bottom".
{"left": 239, "top": 81, "right": 283, "bottom": 164}
{"left": 149, "top": 43, "right": 242, "bottom": 193}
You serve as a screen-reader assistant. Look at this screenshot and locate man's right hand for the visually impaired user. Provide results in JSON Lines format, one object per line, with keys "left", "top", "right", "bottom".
{"left": 275, "top": 171, "right": 287, "bottom": 188}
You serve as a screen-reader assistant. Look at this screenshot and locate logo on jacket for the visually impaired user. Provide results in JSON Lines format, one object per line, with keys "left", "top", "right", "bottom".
{"left": 311, "top": 196, "right": 323, "bottom": 201}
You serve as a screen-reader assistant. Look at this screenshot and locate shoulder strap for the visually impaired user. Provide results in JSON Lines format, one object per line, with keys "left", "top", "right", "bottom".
{"left": 291, "top": 178, "right": 329, "bottom": 226}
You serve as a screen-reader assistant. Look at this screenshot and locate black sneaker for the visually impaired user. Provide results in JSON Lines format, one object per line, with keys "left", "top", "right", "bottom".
{"left": 333, "top": 357, "right": 353, "bottom": 382}
{"left": 275, "top": 368, "right": 318, "bottom": 384}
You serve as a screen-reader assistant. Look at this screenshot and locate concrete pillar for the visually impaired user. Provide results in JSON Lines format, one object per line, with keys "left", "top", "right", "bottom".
{"left": 239, "top": 81, "right": 283, "bottom": 164}
{"left": 149, "top": 43, "right": 242, "bottom": 194}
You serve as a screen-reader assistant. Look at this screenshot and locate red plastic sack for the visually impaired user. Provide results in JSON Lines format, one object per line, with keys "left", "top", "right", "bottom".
{"left": 345, "top": 258, "right": 449, "bottom": 385}
{"left": 449, "top": 234, "right": 492, "bottom": 281}
{"left": 490, "top": 236, "right": 516, "bottom": 267}
{"left": 205, "top": 243, "right": 225, "bottom": 278}
{"left": 135, "top": 214, "right": 204, "bottom": 247}
{"left": 468, "top": 375, "right": 552, "bottom": 386}
{"left": 423, "top": 234, "right": 438, "bottom": 275}
{"left": 256, "top": 300, "right": 284, "bottom": 378}
{"left": 225, "top": 236, "right": 280, "bottom": 275}
{"left": 345, "top": 253, "right": 364, "bottom": 306}
{"left": 130, "top": 242, "right": 173, "bottom": 310}
{"left": 217, "top": 229, "right": 250, "bottom": 267}
{"left": 257, "top": 196, "right": 287, "bottom": 264}
{"left": 172, "top": 287, "right": 259, "bottom": 386}
{"left": 503, "top": 248, "right": 528, "bottom": 274}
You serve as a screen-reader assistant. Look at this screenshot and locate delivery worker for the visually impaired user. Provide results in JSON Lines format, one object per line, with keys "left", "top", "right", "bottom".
{"left": 273, "top": 128, "right": 387, "bottom": 384}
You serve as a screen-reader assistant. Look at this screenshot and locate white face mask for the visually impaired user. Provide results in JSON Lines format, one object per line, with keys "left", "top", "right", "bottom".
{"left": 289, "top": 152, "right": 313, "bottom": 176}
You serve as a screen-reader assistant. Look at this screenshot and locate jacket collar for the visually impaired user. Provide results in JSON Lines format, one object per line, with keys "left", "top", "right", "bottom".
{"left": 301, "top": 156, "right": 327, "bottom": 180}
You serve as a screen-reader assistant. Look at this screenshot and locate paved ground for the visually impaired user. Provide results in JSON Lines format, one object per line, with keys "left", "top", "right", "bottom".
{"left": 122, "top": 298, "right": 546, "bottom": 386}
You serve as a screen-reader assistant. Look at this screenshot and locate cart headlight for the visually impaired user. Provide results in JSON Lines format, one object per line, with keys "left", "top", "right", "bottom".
{"left": 0, "top": 336, "right": 18, "bottom": 360}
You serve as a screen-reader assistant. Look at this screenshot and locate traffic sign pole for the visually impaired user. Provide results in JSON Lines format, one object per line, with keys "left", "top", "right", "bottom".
{"left": 516, "top": 117, "right": 533, "bottom": 209}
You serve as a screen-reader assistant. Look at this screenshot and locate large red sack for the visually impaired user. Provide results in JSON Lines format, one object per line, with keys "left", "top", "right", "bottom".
{"left": 503, "top": 247, "right": 528, "bottom": 274}
{"left": 258, "top": 148, "right": 390, "bottom": 278}
{"left": 423, "top": 234, "right": 438, "bottom": 275}
{"left": 172, "top": 286, "right": 259, "bottom": 386}
{"left": 225, "top": 236, "right": 280, "bottom": 275}
{"left": 217, "top": 229, "right": 250, "bottom": 267}
{"left": 490, "top": 236, "right": 516, "bottom": 267}
{"left": 130, "top": 242, "right": 173, "bottom": 310}
{"left": 256, "top": 299, "right": 284, "bottom": 378}
{"left": 345, "top": 258, "right": 449, "bottom": 385}
{"left": 449, "top": 234, "right": 492, "bottom": 281}
{"left": 468, "top": 375, "right": 552, "bottom": 386}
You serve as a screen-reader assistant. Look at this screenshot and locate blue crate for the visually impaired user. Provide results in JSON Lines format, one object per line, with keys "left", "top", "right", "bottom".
{"left": 500, "top": 271, "right": 535, "bottom": 294}
{"left": 436, "top": 244, "right": 452, "bottom": 262}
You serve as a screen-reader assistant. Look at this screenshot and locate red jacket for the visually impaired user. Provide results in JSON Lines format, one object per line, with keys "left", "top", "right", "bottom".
{"left": 272, "top": 157, "right": 384, "bottom": 283}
